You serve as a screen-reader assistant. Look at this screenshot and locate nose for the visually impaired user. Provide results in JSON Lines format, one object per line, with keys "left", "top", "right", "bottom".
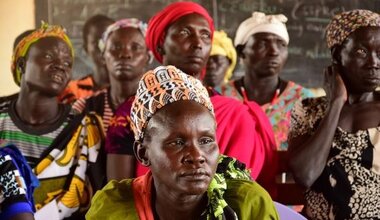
{"left": 190, "top": 34, "right": 203, "bottom": 50}
{"left": 119, "top": 46, "right": 132, "bottom": 59}
{"left": 207, "top": 59, "right": 217, "bottom": 69}
{"left": 367, "top": 52, "right": 380, "bottom": 69}
{"left": 52, "top": 58, "right": 65, "bottom": 71}
{"left": 183, "top": 143, "right": 206, "bottom": 165}
{"left": 268, "top": 43, "right": 279, "bottom": 56}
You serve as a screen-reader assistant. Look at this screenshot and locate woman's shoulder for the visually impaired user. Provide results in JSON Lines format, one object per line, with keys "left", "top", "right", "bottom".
{"left": 86, "top": 179, "right": 138, "bottom": 220}
{"left": 224, "top": 179, "right": 279, "bottom": 220}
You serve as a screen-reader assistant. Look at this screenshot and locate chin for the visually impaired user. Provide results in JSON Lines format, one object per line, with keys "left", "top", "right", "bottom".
{"left": 183, "top": 185, "right": 209, "bottom": 195}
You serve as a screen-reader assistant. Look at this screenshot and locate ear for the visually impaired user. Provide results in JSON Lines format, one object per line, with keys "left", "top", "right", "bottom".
{"left": 156, "top": 45, "right": 165, "bottom": 56}
{"left": 16, "top": 57, "right": 26, "bottom": 74}
{"left": 133, "top": 141, "right": 151, "bottom": 167}
{"left": 235, "top": 44, "right": 245, "bottom": 59}
{"left": 147, "top": 51, "right": 154, "bottom": 64}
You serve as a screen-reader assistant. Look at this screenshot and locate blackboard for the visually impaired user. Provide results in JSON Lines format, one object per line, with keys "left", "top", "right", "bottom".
{"left": 35, "top": 0, "right": 380, "bottom": 87}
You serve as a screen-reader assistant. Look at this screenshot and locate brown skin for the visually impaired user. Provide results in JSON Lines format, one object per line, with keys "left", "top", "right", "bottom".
{"left": 10, "top": 213, "right": 34, "bottom": 220}
{"left": 160, "top": 13, "right": 212, "bottom": 78}
{"left": 111, "top": 13, "right": 214, "bottom": 181}
{"left": 204, "top": 55, "right": 231, "bottom": 88}
{"left": 288, "top": 26, "right": 380, "bottom": 188}
{"left": 84, "top": 20, "right": 113, "bottom": 89}
{"left": 134, "top": 101, "right": 219, "bottom": 220}
{"left": 105, "top": 27, "right": 149, "bottom": 181}
{"left": 15, "top": 37, "right": 72, "bottom": 129}
{"left": 237, "top": 33, "right": 288, "bottom": 105}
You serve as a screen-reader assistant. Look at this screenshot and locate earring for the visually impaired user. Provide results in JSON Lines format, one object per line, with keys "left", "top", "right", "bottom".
{"left": 142, "top": 159, "right": 151, "bottom": 166}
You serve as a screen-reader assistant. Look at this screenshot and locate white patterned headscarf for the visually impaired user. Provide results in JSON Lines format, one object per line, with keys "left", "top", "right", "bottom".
{"left": 234, "top": 12, "right": 289, "bottom": 46}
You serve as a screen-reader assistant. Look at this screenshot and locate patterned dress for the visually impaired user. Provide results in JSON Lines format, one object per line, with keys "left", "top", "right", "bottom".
{"left": 221, "top": 80, "right": 314, "bottom": 150}
{"left": 289, "top": 97, "right": 380, "bottom": 219}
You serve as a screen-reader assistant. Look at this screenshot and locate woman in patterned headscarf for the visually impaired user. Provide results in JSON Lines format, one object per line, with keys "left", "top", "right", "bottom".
{"left": 288, "top": 9, "right": 380, "bottom": 219}
{"left": 1, "top": 22, "right": 104, "bottom": 219}
{"left": 86, "top": 65, "right": 279, "bottom": 220}
{"left": 106, "top": 2, "right": 277, "bottom": 198}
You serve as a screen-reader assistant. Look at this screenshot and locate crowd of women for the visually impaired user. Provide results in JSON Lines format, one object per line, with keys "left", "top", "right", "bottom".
{"left": 0, "top": 1, "right": 379, "bottom": 219}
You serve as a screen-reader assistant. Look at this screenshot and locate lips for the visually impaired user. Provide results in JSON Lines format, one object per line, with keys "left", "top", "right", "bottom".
{"left": 180, "top": 169, "right": 210, "bottom": 181}
{"left": 187, "top": 55, "right": 204, "bottom": 64}
{"left": 116, "top": 63, "right": 133, "bottom": 71}
{"left": 50, "top": 72, "right": 65, "bottom": 84}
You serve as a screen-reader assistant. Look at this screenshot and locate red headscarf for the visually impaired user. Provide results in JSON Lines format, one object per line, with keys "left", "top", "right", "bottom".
{"left": 146, "top": 1, "right": 214, "bottom": 64}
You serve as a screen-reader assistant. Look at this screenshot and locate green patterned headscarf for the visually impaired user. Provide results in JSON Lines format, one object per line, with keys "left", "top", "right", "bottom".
{"left": 11, "top": 22, "right": 74, "bottom": 86}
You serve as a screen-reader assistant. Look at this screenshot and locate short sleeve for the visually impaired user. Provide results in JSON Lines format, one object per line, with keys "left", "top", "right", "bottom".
{"left": 86, "top": 179, "right": 138, "bottom": 220}
{"left": 224, "top": 179, "right": 279, "bottom": 220}
{"left": 0, "top": 154, "right": 33, "bottom": 219}
{"left": 288, "top": 97, "right": 328, "bottom": 140}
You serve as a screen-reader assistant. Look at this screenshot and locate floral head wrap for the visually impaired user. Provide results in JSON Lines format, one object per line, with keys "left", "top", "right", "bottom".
{"left": 234, "top": 11, "right": 289, "bottom": 46}
{"left": 11, "top": 22, "right": 74, "bottom": 86}
{"left": 130, "top": 65, "right": 214, "bottom": 142}
{"left": 210, "top": 30, "right": 237, "bottom": 82}
{"left": 146, "top": 1, "right": 214, "bottom": 64}
{"left": 98, "top": 18, "right": 148, "bottom": 53}
{"left": 325, "top": 9, "right": 380, "bottom": 49}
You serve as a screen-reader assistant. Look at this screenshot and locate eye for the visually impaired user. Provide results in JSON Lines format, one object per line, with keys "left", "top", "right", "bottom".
{"left": 131, "top": 43, "right": 144, "bottom": 52}
{"left": 201, "top": 31, "right": 211, "bottom": 40}
{"left": 63, "top": 61, "right": 71, "bottom": 67}
{"left": 199, "top": 137, "right": 215, "bottom": 146}
{"left": 168, "top": 139, "right": 185, "bottom": 147}
{"left": 45, "top": 54, "right": 52, "bottom": 59}
{"left": 356, "top": 48, "right": 367, "bottom": 57}
{"left": 278, "top": 40, "right": 287, "bottom": 48}
{"left": 179, "top": 29, "right": 191, "bottom": 36}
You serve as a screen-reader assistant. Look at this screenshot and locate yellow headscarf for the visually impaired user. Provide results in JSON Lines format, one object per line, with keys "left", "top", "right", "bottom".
{"left": 11, "top": 22, "right": 74, "bottom": 86}
{"left": 210, "top": 31, "right": 237, "bottom": 82}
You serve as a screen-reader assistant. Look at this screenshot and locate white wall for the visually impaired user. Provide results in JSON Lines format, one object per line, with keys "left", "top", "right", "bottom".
{"left": 0, "top": 0, "right": 35, "bottom": 96}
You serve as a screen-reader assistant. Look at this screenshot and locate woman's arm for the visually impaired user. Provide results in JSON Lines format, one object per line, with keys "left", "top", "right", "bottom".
{"left": 288, "top": 66, "right": 347, "bottom": 188}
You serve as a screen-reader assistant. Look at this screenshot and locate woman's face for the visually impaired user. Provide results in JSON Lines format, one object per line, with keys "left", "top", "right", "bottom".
{"left": 104, "top": 27, "right": 149, "bottom": 82}
{"left": 85, "top": 20, "right": 113, "bottom": 67}
{"left": 241, "top": 33, "right": 288, "bottom": 78}
{"left": 338, "top": 27, "right": 380, "bottom": 93}
{"left": 142, "top": 101, "right": 219, "bottom": 195}
{"left": 21, "top": 37, "right": 73, "bottom": 96}
{"left": 161, "top": 13, "right": 212, "bottom": 77}
{"left": 205, "top": 55, "right": 230, "bottom": 87}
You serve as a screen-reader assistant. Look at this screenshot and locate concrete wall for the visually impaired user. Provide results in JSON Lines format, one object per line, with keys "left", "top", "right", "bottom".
{"left": 0, "top": 0, "right": 35, "bottom": 96}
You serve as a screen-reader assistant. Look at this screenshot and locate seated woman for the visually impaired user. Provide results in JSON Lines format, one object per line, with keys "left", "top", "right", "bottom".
{"left": 72, "top": 18, "right": 150, "bottom": 132}
{"left": 223, "top": 12, "right": 314, "bottom": 151}
{"left": 288, "top": 10, "right": 380, "bottom": 219}
{"left": 204, "top": 30, "right": 237, "bottom": 91}
{"left": 86, "top": 65, "right": 279, "bottom": 220}
{"left": 106, "top": 2, "right": 276, "bottom": 196}
{"left": 58, "top": 14, "right": 114, "bottom": 104}
{"left": 1, "top": 23, "right": 104, "bottom": 219}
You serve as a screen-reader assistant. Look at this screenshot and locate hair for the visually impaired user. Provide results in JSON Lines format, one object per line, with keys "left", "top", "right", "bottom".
{"left": 13, "top": 29, "right": 35, "bottom": 50}
{"left": 82, "top": 14, "right": 114, "bottom": 46}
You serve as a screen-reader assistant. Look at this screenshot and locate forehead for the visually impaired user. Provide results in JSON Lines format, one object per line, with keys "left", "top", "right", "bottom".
{"left": 168, "top": 13, "right": 210, "bottom": 31}
{"left": 28, "top": 37, "right": 72, "bottom": 55}
{"left": 250, "top": 32, "right": 285, "bottom": 42}
{"left": 87, "top": 22, "right": 113, "bottom": 38}
{"left": 344, "top": 26, "right": 380, "bottom": 47}
{"left": 107, "top": 27, "right": 144, "bottom": 42}
{"left": 147, "top": 101, "right": 214, "bottom": 130}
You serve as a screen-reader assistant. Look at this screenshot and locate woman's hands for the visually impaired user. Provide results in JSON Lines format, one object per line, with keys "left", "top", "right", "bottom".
{"left": 324, "top": 65, "right": 347, "bottom": 104}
